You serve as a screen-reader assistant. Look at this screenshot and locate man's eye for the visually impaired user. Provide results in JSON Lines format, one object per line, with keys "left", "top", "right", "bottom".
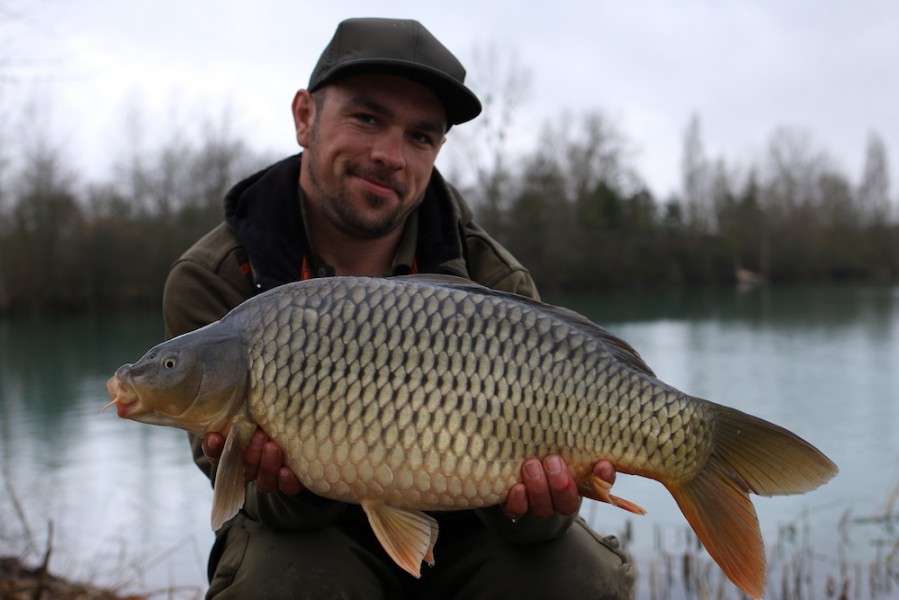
{"left": 411, "top": 132, "right": 436, "bottom": 146}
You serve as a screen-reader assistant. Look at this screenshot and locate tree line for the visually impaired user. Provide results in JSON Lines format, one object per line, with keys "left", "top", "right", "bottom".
{"left": 0, "top": 110, "right": 271, "bottom": 313}
{"left": 0, "top": 107, "right": 896, "bottom": 314}
{"left": 457, "top": 113, "right": 898, "bottom": 292}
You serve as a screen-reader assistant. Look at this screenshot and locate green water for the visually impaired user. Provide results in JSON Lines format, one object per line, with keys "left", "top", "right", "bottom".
{"left": 2, "top": 284, "right": 897, "bottom": 598}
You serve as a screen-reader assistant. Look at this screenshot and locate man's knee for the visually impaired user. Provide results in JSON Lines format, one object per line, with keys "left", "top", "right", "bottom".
{"left": 505, "top": 522, "right": 634, "bottom": 599}
{"left": 423, "top": 517, "right": 635, "bottom": 600}
{"left": 206, "top": 515, "right": 400, "bottom": 599}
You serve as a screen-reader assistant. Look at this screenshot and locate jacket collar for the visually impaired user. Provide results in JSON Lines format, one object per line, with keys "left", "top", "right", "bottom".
{"left": 224, "top": 153, "right": 467, "bottom": 292}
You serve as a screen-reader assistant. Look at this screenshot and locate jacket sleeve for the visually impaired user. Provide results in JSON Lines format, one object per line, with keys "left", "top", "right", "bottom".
{"left": 163, "top": 257, "right": 249, "bottom": 340}
{"left": 163, "top": 238, "right": 346, "bottom": 530}
{"left": 443, "top": 181, "right": 540, "bottom": 302}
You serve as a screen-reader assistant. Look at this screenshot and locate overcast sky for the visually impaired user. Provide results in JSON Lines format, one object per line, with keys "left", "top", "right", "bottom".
{"left": 4, "top": 0, "right": 898, "bottom": 201}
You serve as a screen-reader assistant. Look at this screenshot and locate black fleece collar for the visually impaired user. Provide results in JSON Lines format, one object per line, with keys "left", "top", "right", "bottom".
{"left": 224, "top": 153, "right": 464, "bottom": 292}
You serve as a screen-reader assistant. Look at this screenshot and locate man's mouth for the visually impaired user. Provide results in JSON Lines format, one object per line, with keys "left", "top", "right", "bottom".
{"left": 348, "top": 166, "right": 405, "bottom": 199}
{"left": 358, "top": 176, "right": 397, "bottom": 198}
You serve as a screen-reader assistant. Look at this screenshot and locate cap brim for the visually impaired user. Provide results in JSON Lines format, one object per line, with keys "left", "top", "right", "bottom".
{"left": 311, "top": 60, "right": 482, "bottom": 126}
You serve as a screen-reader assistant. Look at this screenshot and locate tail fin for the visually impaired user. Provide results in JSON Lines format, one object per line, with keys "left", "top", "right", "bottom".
{"left": 666, "top": 402, "right": 838, "bottom": 599}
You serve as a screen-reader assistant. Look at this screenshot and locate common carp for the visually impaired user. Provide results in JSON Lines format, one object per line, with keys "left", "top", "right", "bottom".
{"left": 105, "top": 275, "right": 837, "bottom": 598}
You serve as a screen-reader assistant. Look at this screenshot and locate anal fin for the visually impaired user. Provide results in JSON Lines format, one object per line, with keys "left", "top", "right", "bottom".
{"left": 578, "top": 475, "right": 647, "bottom": 515}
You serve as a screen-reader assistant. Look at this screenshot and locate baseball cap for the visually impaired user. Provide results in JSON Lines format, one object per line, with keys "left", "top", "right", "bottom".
{"left": 308, "top": 18, "right": 482, "bottom": 126}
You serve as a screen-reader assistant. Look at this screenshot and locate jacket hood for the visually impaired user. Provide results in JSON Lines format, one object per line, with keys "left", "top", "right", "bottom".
{"left": 224, "top": 155, "right": 306, "bottom": 292}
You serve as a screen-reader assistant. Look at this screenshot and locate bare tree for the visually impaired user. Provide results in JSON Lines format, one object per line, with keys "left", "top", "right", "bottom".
{"left": 185, "top": 106, "right": 256, "bottom": 221}
{"left": 112, "top": 100, "right": 154, "bottom": 217}
{"left": 562, "top": 111, "right": 636, "bottom": 200}
{"left": 2, "top": 106, "right": 81, "bottom": 310}
{"left": 681, "top": 113, "right": 712, "bottom": 232}
{"left": 857, "top": 132, "right": 891, "bottom": 226}
{"left": 761, "top": 127, "right": 833, "bottom": 220}
{"left": 445, "top": 43, "right": 532, "bottom": 234}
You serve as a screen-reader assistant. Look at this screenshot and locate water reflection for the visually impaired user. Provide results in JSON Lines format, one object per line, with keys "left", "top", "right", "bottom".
{"left": 1, "top": 314, "right": 212, "bottom": 594}
{"left": 2, "top": 285, "right": 897, "bottom": 598}
{"left": 546, "top": 284, "right": 897, "bottom": 597}
{"left": 553, "top": 283, "right": 899, "bottom": 334}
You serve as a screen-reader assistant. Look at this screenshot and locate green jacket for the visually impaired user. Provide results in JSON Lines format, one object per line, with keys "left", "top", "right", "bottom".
{"left": 162, "top": 154, "right": 575, "bottom": 545}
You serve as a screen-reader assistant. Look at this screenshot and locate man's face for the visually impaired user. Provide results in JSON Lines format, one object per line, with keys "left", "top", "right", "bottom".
{"left": 295, "top": 73, "right": 447, "bottom": 239}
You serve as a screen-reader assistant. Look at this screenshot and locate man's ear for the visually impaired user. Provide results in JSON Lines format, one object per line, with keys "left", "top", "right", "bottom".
{"left": 292, "top": 89, "right": 315, "bottom": 147}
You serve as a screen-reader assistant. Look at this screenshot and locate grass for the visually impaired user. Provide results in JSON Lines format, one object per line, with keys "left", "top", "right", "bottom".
{"left": 608, "top": 478, "right": 899, "bottom": 600}
{"left": 2, "top": 470, "right": 897, "bottom": 599}
{"left": 0, "top": 465, "right": 202, "bottom": 600}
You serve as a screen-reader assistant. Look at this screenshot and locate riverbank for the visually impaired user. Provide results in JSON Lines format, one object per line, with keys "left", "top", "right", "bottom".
{"left": 0, "top": 555, "right": 139, "bottom": 600}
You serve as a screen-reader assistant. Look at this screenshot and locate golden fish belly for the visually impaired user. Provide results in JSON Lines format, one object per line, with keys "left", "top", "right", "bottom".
{"left": 252, "top": 371, "right": 546, "bottom": 509}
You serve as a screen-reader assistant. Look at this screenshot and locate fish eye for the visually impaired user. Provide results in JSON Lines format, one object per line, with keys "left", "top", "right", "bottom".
{"left": 162, "top": 357, "right": 177, "bottom": 369}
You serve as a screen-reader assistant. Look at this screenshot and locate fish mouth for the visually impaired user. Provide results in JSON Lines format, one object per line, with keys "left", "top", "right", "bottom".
{"left": 103, "top": 371, "right": 147, "bottom": 419}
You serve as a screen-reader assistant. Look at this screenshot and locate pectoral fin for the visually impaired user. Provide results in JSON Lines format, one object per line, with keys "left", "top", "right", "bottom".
{"left": 361, "top": 500, "right": 438, "bottom": 578}
{"left": 211, "top": 419, "right": 255, "bottom": 530}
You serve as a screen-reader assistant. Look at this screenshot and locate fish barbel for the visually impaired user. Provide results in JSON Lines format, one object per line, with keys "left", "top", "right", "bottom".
{"left": 105, "top": 275, "right": 837, "bottom": 598}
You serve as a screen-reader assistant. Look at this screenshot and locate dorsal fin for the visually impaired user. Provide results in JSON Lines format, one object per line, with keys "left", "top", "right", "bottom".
{"left": 391, "top": 273, "right": 477, "bottom": 288}
{"left": 538, "top": 302, "right": 656, "bottom": 377}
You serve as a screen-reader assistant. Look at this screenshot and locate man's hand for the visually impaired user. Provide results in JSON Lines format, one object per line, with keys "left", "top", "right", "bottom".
{"left": 203, "top": 428, "right": 304, "bottom": 495}
{"left": 502, "top": 456, "right": 616, "bottom": 520}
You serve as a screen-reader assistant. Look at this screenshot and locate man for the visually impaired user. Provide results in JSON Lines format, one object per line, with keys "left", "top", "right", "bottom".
{"left": 163, "top": 17, "right": 634, "bottom": 599}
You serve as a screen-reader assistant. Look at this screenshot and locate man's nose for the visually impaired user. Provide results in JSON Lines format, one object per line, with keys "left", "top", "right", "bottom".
{"left": 371, "top": 130, "right": 406, "bottom": 170}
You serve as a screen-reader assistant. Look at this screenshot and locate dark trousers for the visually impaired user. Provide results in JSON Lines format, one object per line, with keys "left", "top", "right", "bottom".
{"left": 207, "top": 508, "right": 634, "bottom": 599}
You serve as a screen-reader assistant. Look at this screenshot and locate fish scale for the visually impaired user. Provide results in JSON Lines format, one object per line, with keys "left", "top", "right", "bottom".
{"left": 106, "top": 274, "right": 837, "bottom": 599}
{"left": 246, "top": 277, "right": 687, "bottom": 508}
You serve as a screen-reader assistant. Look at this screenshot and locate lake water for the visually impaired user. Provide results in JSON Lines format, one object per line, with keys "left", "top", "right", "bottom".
{"left": 1, "top": 284, "right": 897, "bottom": 599}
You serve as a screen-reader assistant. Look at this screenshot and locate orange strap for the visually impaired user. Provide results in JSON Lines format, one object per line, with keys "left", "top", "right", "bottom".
{"left": 300, "top": 255, "right": 417, "bottom": 280}
{"left": 300, "top": 255, "right": 314, "bottom": 281}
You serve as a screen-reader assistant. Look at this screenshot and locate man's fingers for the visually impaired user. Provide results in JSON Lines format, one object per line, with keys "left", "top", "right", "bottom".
{"left": 255, "top": 442, "right": 284, "bottom": 493}
{"left": 594, "top": 459, "right": 616, "bottom": 486}
{"left": 242, "top": 428, "right": 269, "bottom": 482}
{"left": 544, "top": 455, "right": 579, "bottom": 516}
{"left": 278, "top": 467, "right": 304, "bottom": 496}
{"left": 502, "top": 483, "right": 528, "bottom": 521}
{"left": 202, "top": 433, "right": 225, "bottom": 463}
{"left": 522, "top": 458, "right": 553, "bottom": 518}
{"left": 203, "top": 426, "right": 301, "bottom": 495}
{"left": 505, "top": 455, "right": 601, "bottom": 521}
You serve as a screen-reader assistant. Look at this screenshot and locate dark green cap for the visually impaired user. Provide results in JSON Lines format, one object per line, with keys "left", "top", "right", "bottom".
{"left": 309, "top": 18, "right": 482, "bottom": 126}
